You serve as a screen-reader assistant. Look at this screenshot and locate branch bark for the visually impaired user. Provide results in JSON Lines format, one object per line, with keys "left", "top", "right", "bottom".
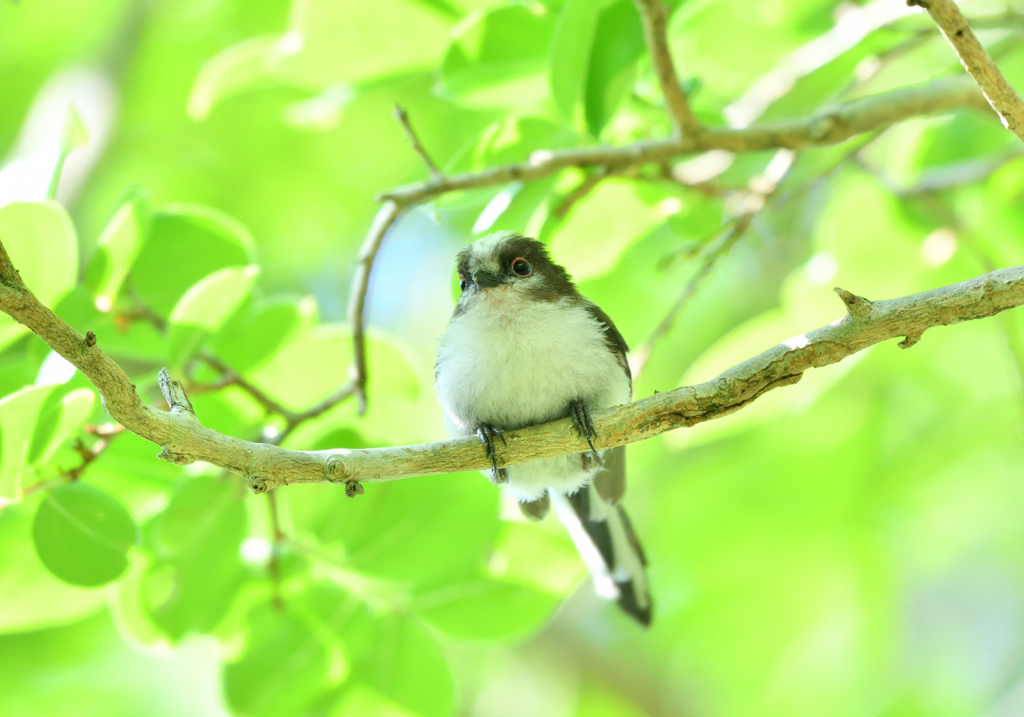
{"left": 911, "top": 0, "right": 1024, "bottom": 142}
{"left": 0, "top": 234, "right": 1020, "bottom": 494}
{"left": 633, "top": 0, "right": 700, "bottom": 137}
{"left": 377, "top": 76, "right": 989, "bottom": 205}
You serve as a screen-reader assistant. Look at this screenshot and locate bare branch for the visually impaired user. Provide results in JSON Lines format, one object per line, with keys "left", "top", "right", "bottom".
{"left": 347, "top": 200, "right": 403, "bottom": 415}
{"left": 633, "top": 0, "right": 700, "bottom": 137}
{"left": 0, "top": 236, "right": 1020, "bottom": 494}
{"left": 910, "top": 0, "right": 1024, "bottom": 142}
{"left": 377, "top": 76, "right": 990, "bottom": 205}
{"left": 394, "top": 104, "right": 442, "bottom": 179}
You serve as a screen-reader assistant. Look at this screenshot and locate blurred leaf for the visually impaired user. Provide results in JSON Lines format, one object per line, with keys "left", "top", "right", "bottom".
{"left": 86, "top": 187, "right": 153, "bottom": 311}
{"left": 212, "top": 294, "right": 316, "bottom": 373}
{"left": 224, "top": 602, "right": 336, "bottom": 717}
{"left": 550, "top": 0, "right": 605, "bottom": 123}
{"left": 0, "top": 202, "right": 77, "bottom": 352}
{"left": 0, "top": 384, "right": 66, "bottom": 499}
{"left": 59, "top": 104, "right": 89, "bottom": 152}
{"left": 129, "top": 204, "right": 256, "bottom": 317}
{"left": 413, "top": 577, "right": 558, "bottom": 642}
{"left": 547, "top": 178, "right": 667, "bottom": 280}
{"left": 302, "top": 584, "right": 454, "bottom": 717}
{"left": 246, "top": 324, "right": 419, "bottom": 411}
{"left": 145, "top": 476, "right": 247, "bottom": 640}
{"left": 27, "top": 387, "right": 95, "bottom": 467}
{"left": 32, "top": 482, "right": 139, "bottom": 587}
{"left": 584, "top": 0, "right": 645, "bottom": 136}
{"left": 438, "top": 4, "right": 556, "bottom": 109}
{"left": 0, "top": 500, "right": 106, "bottom": 633}
{"left": 330, "top": 684, "right": 417, "bottom": 717}
{"left": 167, "top": 264, "right": 260, "bottom": 366}
{"left": 490, "top": 520, "right": 587, "bottom": 597}
{"left": 188, "top": 36, "right": 284, "bottom": 121}
{"left": 276, "top": 0, "right": 454, "bottom": 88}
{"left": 297, "top": 472, "right": 498, "bottom": 586}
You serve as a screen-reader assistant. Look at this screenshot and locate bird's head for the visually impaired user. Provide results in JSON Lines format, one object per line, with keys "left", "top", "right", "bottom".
{"left": 453, "top": 232, "right": 577, "bottom": 311}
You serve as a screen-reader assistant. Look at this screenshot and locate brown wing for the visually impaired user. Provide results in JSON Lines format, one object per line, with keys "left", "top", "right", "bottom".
{"left": 582, "top": 300, "right": 630, "bottom": 504}
{"left": 583, "top": 301, "right": 631, "bottom": 385}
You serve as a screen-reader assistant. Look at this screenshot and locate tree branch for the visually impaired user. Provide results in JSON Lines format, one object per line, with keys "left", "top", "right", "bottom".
{"left": 377, "top": 76, "right": 989, "bottom": 205}
{"left": 910, "top": 0, "right": 1024, "bottom": 142}
{"left": 0, "top": 235, "right": 1020, "bottom": 494}
{"left": 633, "top": 0, "right": 700, "bottom": 137}
{"left": 347, "top": 200, "right": 402, "bottom": 415}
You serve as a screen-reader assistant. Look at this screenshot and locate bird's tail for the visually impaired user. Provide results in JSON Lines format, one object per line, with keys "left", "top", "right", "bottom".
{"left": 552, "top": 482, "right": 652, "bottom": 626}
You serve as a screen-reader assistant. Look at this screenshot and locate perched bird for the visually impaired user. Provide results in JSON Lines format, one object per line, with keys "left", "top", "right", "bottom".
{"left": 434, "top": 231, "right": 652, "bottom": 625}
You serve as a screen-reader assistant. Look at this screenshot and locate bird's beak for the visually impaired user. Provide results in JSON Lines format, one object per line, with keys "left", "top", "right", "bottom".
{"left": 473, "top": 269, "right": 503, "bottom": 289}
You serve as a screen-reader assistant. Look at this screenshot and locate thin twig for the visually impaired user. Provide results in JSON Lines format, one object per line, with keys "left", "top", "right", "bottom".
{"left": 910, "top": 0, "right": 1024, "bottom": 142}
{"left": 633, "top": 0, "right": 700, "bottom": 137}
{"left": 347, "top": 200, "right": 404, "bottom": 415}
{"left": 633, "top": 149, "right": 797, "bottom": 374}
{"left": 394, "top": 104, "right": 442, "bottom": 179}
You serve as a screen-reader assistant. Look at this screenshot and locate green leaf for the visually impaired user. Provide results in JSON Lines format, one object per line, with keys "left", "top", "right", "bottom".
{"left": 438, "top": 4, "right": 556, "bottom": 110}
{"left": 188, "top": 36, "right": 284, "bottom": 121}
{"left": 129, "top": 204, "right": 255, "bottom": 317}
{"left": 145, "top": 476, "right": 247, "bottom": 640}
{"left": 275, "top": 0, "right": 454, "bottom": 88}
{"left": 489, "top": 520, "right": 587, "bottom": 597}
{"left": 547, "top": 178, "right": 668, "bottom": 280}
{"left": 211, "top": 294, "right": 316, "bottom": 373}
{"left": 86, "top": 187, "right": 153, "bottom": 311}
{"left": 549, "top": 0, "right": 607, "bottom": 124}
{"left": 584, "top": 0, "right": 645, "bottom": 136}
{"left": 167, "top": 265, "right": 260, "bottom": 366}
{"left": 246, "top": 323, "right": 419, "bottom": 411}
{"left": 0, "top": 202, "right": 78, "bottom": 352}
{"left": 27, "top": 387, "right": 95, "bottom": 468}
{"left": 302, "top": 585, "right": 454, "bottom": 717}
{"left": 60, "top": 104, "right": 89, "bottom": 152}
{"left": 330, "top": 684, "right": 417, "bottom": 717}
{"left": 224, "top": 602, "right": 336, "bottom": 717}
{"left": 32, "top": 482, "right": 139, "bottom": 587}
{"left": 0, "top": 499, "right": 106, "bottom": 633}
{"left": 413, "top": 577, "right": 558, "bottom": 642}
{"left": 295, "top": 472, "right": 498, "bottom": 586}
{"left": 0, "top": 384, "right": 66, "bottom": 499}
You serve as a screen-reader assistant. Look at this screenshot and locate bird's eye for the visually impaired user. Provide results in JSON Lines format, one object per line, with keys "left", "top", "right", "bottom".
{"left": 511, "top": 258, "right": 531, "bottom": 276}
{"left": 459, "top": 275, "right": 469, "bottom": 292}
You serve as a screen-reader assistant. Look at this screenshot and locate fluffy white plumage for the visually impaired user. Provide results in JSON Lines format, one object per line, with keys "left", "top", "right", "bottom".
{"left": 434, "top": 232, "right": 652, "bottom": 625}
{"left": 434, "top": 233, "right": 631, "bottom": 501}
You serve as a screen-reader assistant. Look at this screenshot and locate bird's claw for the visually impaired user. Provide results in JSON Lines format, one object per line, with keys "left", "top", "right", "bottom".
{"left": 569, "top": 399, "right": 601, "bottom": 462}
{"left": 477, "top": 425, "right": 508, "bottom": 484}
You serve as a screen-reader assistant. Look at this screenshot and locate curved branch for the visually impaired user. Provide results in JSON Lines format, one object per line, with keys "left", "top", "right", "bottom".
{"left": 0, "top": 235, "right": 1020, "bottom": 494}
{"left": 911, "top": 0, "right": 1024, "bottom": 143}
{"left": 633, "top": 0, "right": 700, "bottom": 137}
{"left": 377, "top": 76, "right": 990, "bottom": 205}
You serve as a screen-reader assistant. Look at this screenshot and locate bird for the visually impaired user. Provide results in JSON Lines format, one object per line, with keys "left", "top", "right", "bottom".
{"left": 434, "top": 230, "right": 652, "bottom": 625}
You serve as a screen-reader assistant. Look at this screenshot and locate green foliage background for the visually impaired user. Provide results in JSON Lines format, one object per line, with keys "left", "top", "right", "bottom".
{"left": 3, "top": 0, "right": 1024, "bottom": 715}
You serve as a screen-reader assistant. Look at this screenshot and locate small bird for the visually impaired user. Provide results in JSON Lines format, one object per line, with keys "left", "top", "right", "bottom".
{"left": 434, "top": 231, "right": 652, "bottom": 625}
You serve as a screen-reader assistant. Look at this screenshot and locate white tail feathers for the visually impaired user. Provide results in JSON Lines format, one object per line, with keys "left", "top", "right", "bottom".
{"left": 552, "top": 482, "right": 652, "bottom": 626}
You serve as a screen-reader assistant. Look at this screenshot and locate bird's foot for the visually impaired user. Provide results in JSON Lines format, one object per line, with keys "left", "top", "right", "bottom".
{"left": 476, "top": 425, "right": 508, "bottom": 485}
{"left": 568, "top": 399, "right": 601, "bottom": 463}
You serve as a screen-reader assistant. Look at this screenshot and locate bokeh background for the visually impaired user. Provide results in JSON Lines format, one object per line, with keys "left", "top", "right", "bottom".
{"left": 3, "top": 0, "right": 1024, "bottom": 715}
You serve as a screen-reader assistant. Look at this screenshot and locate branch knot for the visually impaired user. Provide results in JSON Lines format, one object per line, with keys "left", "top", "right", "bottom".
{"left": 834, "top": 287, "right": 873, "bottom": 318}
